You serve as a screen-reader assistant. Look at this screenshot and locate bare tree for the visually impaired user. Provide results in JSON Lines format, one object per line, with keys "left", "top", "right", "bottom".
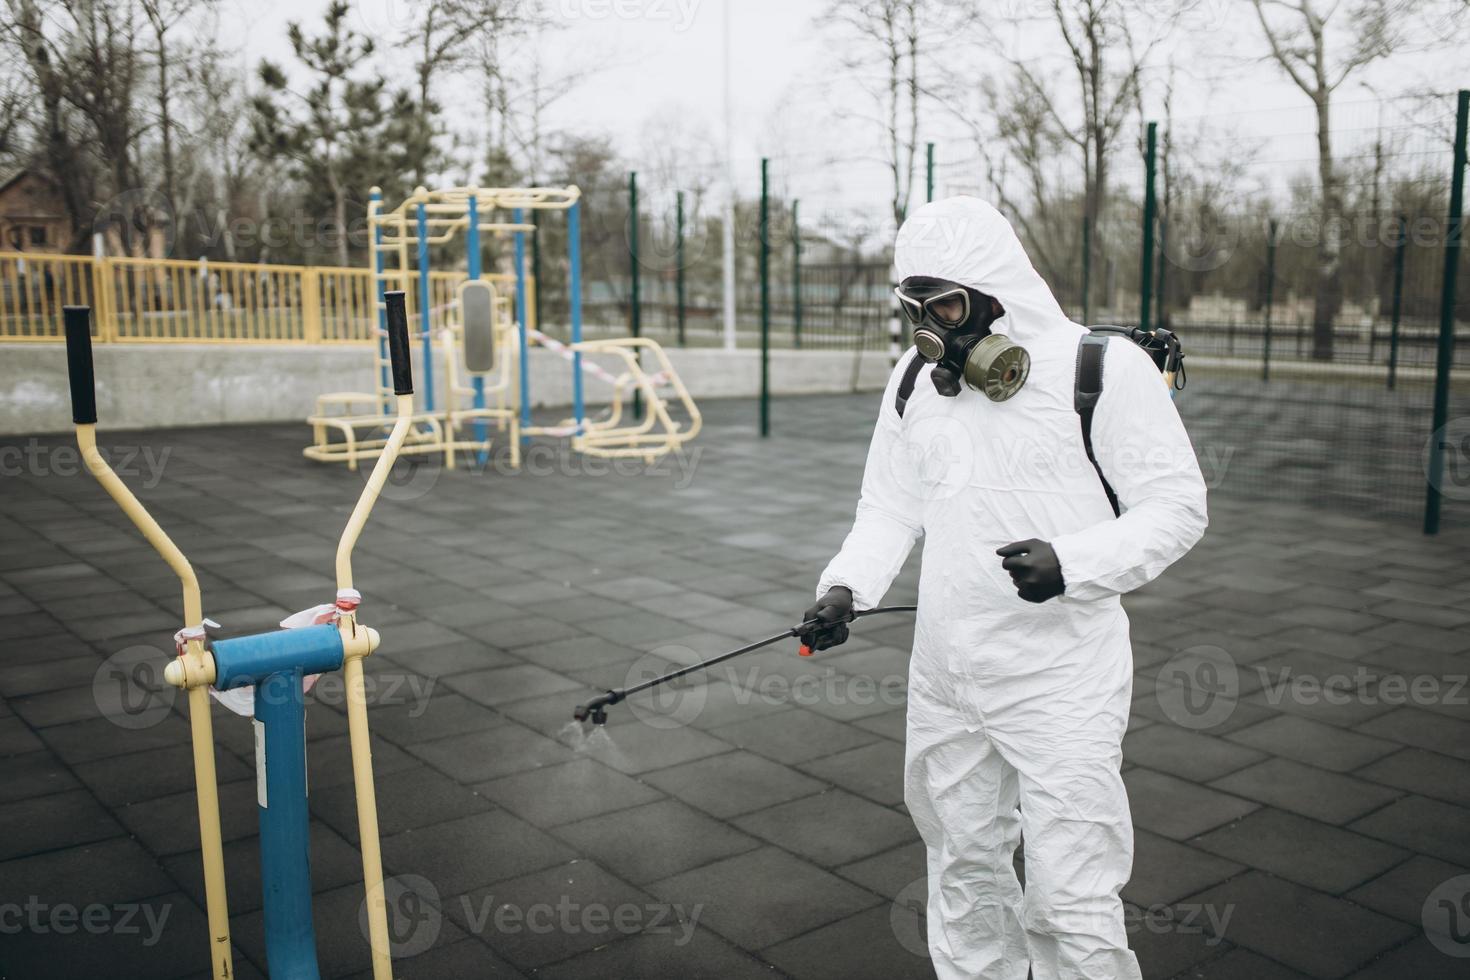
{"left": 140, "top": 0, "right": 213, "bottom": 214}
{"left": 1004, "top": 0, "right": 1173, "bottom": 313}
{"left": 819, "top": 0, "right": 973, "bottom": 228}
{"left": 0, "top": 68, "right": 29, "bottom": 166}
{"left": 401, "top": 0, "right": 529, "bottom": 187}
{"left": 1248, "top": 0, "right": 1411, "bottom": 358}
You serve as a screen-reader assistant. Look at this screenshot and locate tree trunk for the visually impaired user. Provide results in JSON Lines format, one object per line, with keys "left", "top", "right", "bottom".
{"left": 1311, "top": 91, "right": 1341, "bottom": 360}
{"left": 332, "top": 176, "right": 348, "bottom": 267}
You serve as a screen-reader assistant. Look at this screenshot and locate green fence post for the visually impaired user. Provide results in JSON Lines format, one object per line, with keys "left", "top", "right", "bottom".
{"left": 1081, "top": 213, "right": 1092, "bottom": 325}
{"left": 1140, "top": 121, "right": 1158, "bottom": 333}
{"left": 760, "top": 158, "right": 770, "bottom": 438}
{"left": 792, "top": 198, "right": 802, "bottom": 350}
{"left": 629, "top": 170, "right": 642, "bottom": 420}
{"left": 1424, "top": 88, "right": 1469, "bottom": 535}
{"left": 926, "top": 143, "right": 935, "bottom": 203}
{"left": 1263, "top": 218, "right": 1278, "bottom": 383}
{"left": 1388, "top": 213, "right": 1406, "bottom": 390}
{"left": 675, "top": 189, "right": 686, "bottom": 348}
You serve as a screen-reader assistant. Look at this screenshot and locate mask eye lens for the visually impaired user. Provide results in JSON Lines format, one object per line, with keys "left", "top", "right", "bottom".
{"left": 929, "top": 295, "right": 967, "bottom": 325}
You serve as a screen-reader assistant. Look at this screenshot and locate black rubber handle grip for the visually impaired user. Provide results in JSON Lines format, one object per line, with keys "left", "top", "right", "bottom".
{"left": 63, "top": 306, "right": 97, "bottom": 424}
{"left": 383, "top": 291, "right": 414, "bottom": 396}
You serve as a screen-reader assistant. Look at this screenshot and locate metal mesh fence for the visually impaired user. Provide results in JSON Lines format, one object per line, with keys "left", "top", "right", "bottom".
{"left": 528, "top": 92, "right": 1466, "bottom": 525}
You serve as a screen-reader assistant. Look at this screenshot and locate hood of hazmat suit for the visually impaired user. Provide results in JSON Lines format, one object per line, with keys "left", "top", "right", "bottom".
{"left": 816, "top": 197, "right": 1207, "bottom": 980}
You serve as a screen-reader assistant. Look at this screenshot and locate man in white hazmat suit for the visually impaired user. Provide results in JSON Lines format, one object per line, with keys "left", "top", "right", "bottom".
{"left": 803, "top": 197, "right": 1208, "bottom": 979}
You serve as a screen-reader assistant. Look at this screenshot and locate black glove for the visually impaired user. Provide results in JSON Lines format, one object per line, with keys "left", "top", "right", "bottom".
{"left": 800, "top": 586, "right": 854, "bottom": 652}
{"left": 996, "top": 539, "right": 1065, "bottom": 603}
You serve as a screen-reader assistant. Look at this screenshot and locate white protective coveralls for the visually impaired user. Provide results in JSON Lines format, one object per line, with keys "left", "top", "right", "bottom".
{"left": 817, "top": 197, "right": 1208, "bottom": 980}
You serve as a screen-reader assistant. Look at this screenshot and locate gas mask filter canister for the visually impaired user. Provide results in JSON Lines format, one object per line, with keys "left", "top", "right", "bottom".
{"left": 897, "top": 277, "right": 1030, "bottom": 401}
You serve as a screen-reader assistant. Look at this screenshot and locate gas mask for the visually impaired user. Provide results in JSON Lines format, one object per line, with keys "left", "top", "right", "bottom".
{"left": 895, "top": 276, "right": 1030, "bottom": 401}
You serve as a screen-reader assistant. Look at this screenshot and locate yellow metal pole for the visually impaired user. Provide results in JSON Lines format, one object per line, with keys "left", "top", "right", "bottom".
{"left": 64, "top": 306, "right": 232, "bottom": 980}
{"left": 301, "top": 268, "right": 323, "bottom": 344}
{"left": 335, "top": 290, "right": 416, "bottom": 979}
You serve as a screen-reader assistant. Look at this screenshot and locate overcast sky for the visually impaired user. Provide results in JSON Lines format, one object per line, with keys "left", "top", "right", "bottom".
{"left": 215, "top": 0, "right": 1466, "bottom": 238}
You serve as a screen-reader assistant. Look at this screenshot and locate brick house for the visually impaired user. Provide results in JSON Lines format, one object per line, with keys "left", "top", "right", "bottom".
{"left": 0, "top": 169, "right": 70, "bottom": 254}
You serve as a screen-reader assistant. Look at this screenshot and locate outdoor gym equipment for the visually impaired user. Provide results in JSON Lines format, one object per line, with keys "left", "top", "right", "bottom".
{"left": 572, "top": 605, "right": 917, "bottom": 725}
{"left": 308, "top": 184, "right": 699, "bottom": 467}
{"left": 64, "top": 292, "right": 422, "bottom": 980}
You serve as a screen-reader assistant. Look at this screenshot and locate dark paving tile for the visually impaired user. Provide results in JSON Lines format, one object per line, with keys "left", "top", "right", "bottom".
{"left": 360, "top": 690, "right": 508, "bottom": 745}
{"left": 733, "top": 789, "right": 917, "bottom": 867}
{"left": 1169, "top": 948, "right": 1312, "bottom": 979}
{"left": 1344, "top": 935, "right": 1470, "bottom": 980}
{"left": 1188, "top": 871, "right": 1414, "bottom": 978}
{"left": 118, "top": 779, "right": 266, "bottom": 856}
{"left": 474, "top": 758, "right": 664, "bottom": 827}
{"left": 303, "top": 732, "right": 422, "bottom": 790}
{"left": 406, "top": 724, "right": 576, "bottom": 783}
{"left": 0, "top": 653, "right": 103, "bottom": 698}
{"left": 74, "top": 741, "right": 252, "bottom": 806}
{"left": 763, "top": 904, "right": 937, "bottom": 980}
{"left": 341, "top": 938, "right": 526, "bottom": 979}
{"left": 1123, "top": 725, "right": 1268, "bottom": 782}
{"left": 382, "top": 809, "right": 576, "bottom": 896}
{"left": 575, "top": 720, "right": 734, "bottom": 776}
{"left": 709, "top": 709, "right": 880, "bottom": 766}
{"left": 1126, "top": 831, "right": 1245, "bottom": 906}
{"left": 853, "top": 709, "right": 908, "bottom": 741}
{"left": 641, "top": 750, "right": 825, "bottom": 819}
{"left": 1345, "top": 854, "right": 1469, "bottom": 926}
{"left": 1226, "top": 715, "right": 1399, "bottom": 773}
{"left": 647, "top": 846, "right": 880, "bottom": 950}
{"left": 0, "top": 836, "right": 174, "bottom": 907}
{"left": 1354, "top": 747, "right": 1470, "bottom": 809}
{"left": 310, "top": 765, "right": 492, "bottom": 842}
{"left": 0, "top": 748, "right": 80, "bottom": 803}
{"left": 443, "top": 663, "right": 583, "bottom": 707}
{"left": 1209, "top": 757, "right": 1404, "bottom": 825}
{"left": 450, "top": 859, "right": 656, "bottom": 968}
{"left": 553, "top": 799, "right": 760, "bottom": 885}
{"left": 0, "top": 714, "right": 44, "bottom": 754}
{"left": 162, "top": 822, "right": 365, "bottom": 915}
{"left": 1123, "top": 768, "right": 1260, "bottom": 841}
{"left": 797, "top": 738, "right": 906, "bottom": 806}
{"left": 515, "top": 634, "right": 644, "bottom": 672}
{"left": 1353, "top": 707, "right": 1470, "bottom": 763}
{"left": 1128, "top": 914, "right": 1235, "bottom": 980}
{"left": 1349, "top": 794, "right": 1470, "bottom": 866}
{"left": 231, "top": 879, "right": 468, "bottom": 978}
{"left": 0, "top": 889, "right": 217, "bottom": 980}
{"left": 835, "top": 841, "right": 927, "bottom": 902}
{"left": 1193, "top": 807, "right": 1408, "bottom": 894}
{"left": 376, "top": 641, "right": 519, "bottom": 679}
{"left": 532, "top": 926, "right": 775, "bottom": 980}
{"left": 0, "top": 788, "right": 124, "bottom": 860}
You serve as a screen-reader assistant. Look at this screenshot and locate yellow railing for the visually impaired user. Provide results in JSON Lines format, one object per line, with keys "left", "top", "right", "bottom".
{"left": 0, "top": 252, "right": 518, "bottom": 344}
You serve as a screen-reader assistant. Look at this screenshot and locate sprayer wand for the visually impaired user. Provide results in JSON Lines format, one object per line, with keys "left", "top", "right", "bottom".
{"left": 572, "top": 604, "right": 917, "bottom": 725}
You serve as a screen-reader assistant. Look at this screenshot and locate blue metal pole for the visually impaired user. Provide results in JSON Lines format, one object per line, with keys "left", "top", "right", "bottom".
{"left": 467, "top": 194, "right": 487, "bottom": 461}
{"left": 569, "top": 201, "right": 584, "bottom": 434}
{"left": 370, "top": 189, "right": 389, "bottom": 404}
{"left": 514, "top": 207, "right": 531, "bottom": 440}
{"left": 416, "top": 202, "right": 435, "bottom": 411}
{"left": 255, "top": 669, "right": 320, "bottom": 980}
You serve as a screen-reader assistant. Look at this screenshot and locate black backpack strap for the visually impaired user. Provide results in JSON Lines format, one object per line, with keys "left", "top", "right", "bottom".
{"left": 893, "top": 351, "right": 927, "bottom": 419}
{"left": 1075, "top": 334, "right": 1121, "bottom": 517}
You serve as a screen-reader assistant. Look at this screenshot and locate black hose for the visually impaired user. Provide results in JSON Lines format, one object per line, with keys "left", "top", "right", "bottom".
{"left": 572, "top": 604, "right": 917, "bottom": 725}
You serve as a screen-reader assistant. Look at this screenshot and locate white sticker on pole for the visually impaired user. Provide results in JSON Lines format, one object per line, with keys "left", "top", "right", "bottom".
{"left": 254, "top": 719, "right": 267, "bottom": 808}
